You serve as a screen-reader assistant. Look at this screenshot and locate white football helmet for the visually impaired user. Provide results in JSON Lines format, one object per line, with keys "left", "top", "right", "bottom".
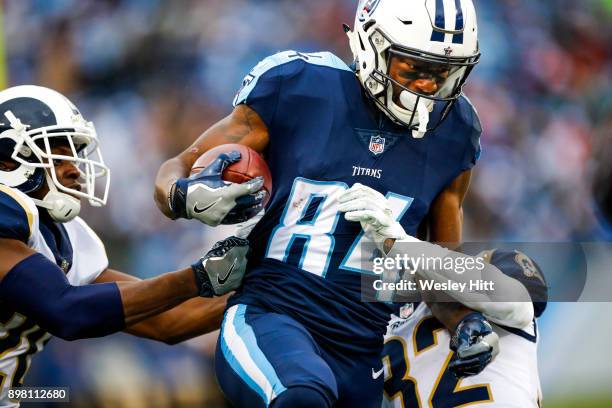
{"left": 0, "top": 85, "right": 110, "bottom": 222}
{"left": 346, "top": 0, "right": 480, "bottom": 137}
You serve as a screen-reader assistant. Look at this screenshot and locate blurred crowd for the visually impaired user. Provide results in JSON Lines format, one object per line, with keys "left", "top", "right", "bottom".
{"left": 4, "top": 0, "right": 612, "bottom": 406}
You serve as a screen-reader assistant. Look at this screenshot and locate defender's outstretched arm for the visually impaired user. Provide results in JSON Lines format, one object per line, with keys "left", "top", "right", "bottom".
{"left": 96, "top": 269, "right": 228, "bottom": 345}
{"left": 0, "top": 238, "right": 197, "bottom": 340}
{"left": 0, "top": 236, "right": 243, "bottom": 341}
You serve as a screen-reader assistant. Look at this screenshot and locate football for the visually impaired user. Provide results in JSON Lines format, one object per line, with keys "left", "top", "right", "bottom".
{"left": 191, "top": 143, "right": 273, "bottom": 207}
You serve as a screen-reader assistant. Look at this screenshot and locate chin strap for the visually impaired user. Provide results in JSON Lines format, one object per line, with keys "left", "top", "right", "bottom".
{"left": 32, "top": 191, "right": 81, "bottom": 223}
{"left": 32, "top": 173, "right": 81, "bottom": 222}
{"left": 343, "top": 24, "right": 360, "bottom": 64}
{"left": 399, "top": 91, "right": 431, "bottom": 138}
{"left": 412, "top": 101, "right": 430, "bottom": 138}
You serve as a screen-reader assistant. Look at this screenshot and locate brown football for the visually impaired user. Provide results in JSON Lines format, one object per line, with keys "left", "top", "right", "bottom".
{"left": 191, "top": 143, "right": 272, "bottom": 207}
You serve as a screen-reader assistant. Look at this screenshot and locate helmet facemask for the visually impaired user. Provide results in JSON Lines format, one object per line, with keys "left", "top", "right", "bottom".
{"left": 4, "top": 110, "right": 110, "bottom": 221}
{"left": 348, "top": 0, "right": 481, "bottom": 137}
{"left": 361, "top": 28, "right": 479, "bottom": 137}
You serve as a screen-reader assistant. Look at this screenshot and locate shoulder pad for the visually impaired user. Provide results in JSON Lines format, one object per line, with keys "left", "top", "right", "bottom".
{"left": 456, "top": 94, "right": 481, "bottom": 129}
{"left": 456, "top": 94, "right": 482, "bottom": 165}
{"left": 234, "top": 50, "right": 352, "bottom": 106}
{"left": 489, "top": 249, "right": 548, "bottom": 317}
{"left": 0, "top": 184, "right": 38, "bottom": 243}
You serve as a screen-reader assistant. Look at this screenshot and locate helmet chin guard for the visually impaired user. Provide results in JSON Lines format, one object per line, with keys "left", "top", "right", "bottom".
{"left": 396, "top": 90, "right": 433, "bottom": 138}
{"left": 347, "top": 0, "right": 480, "bottom": 136}
{"left": 36, "top": 186, "right": 81, "bottom": 223}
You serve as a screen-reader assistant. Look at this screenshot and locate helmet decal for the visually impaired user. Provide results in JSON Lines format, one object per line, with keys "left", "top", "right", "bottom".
{"left": 358, "top": 0, "right": 382, "bottom": 22}
{"left": 0, "top": 97, "right": 57, "bottom": 129}
{"left": 430, "top": 0, "right": 466, "bottom": 44}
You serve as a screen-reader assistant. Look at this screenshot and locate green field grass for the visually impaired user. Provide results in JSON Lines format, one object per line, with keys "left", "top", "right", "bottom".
{"left": 544, "top": 396, "right": 612, "bottom": 408}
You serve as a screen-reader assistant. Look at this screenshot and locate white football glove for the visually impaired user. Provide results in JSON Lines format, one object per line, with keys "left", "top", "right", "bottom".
{"left": 338, "top": 183, "right": 409, "bottom": 254}
{"left": 170, "top": 151, "right": 266, "bottom": 226}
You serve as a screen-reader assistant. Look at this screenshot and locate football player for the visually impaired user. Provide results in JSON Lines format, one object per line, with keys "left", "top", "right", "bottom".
{"left": 0, "top": 85, "right": 249, "bottom": 407}
{"left": 154, "top": 0, "right": 483, "bottom": 406}
{"left": 381, "top": 251, "right": 546, "bottom": 408}
{"left": 338, "top": 182, "right": 547, "bottom": 407}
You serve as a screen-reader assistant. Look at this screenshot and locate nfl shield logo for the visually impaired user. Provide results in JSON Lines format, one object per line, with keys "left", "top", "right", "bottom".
{"left": 369, "top": 135, "right": 385, "bottom": 155}
{"left": 399, "top": 303, "right": 414, "bottom": 319}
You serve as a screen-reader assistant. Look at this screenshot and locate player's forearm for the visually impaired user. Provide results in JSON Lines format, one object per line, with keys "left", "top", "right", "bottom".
{"left": 427, "top": 301, "right": 473, "bottom": 332}
{"left": 160, "top": 295, "right": 228, "bottom": 344}
{"left": 389, "top": 239, "right": 534, "bottom": 327}
{"left": 0, "top": 253, "right": 126, "bottom": 340}
{"left": 416, "top": 273, "right": 473, "bottom": 331}
{"left": 127, "top": 295, "right": 228, "bottom": 344}
{"left": 117, "top": 267, "right": 198, "bottom": 326}
{"left": 154, "top": 156, "right": 192, "bottom": 217}
{"left": 428, "top": 199, "right": 462, "bottom": 245}
{"left": 428, "top": 169, "right": 472, "bottom": 244}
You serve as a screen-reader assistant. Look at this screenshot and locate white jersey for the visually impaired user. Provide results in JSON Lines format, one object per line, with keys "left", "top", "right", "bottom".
{"left": 0, "top": 184, "right": 108, "bottom": 407}
{"left": 382, "top": 303, "right": 542, "bottom": 408}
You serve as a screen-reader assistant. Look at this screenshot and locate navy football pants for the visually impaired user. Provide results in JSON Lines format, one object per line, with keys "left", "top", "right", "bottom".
{"left": 215, "top": 304, "right": 383, "bottom": 407}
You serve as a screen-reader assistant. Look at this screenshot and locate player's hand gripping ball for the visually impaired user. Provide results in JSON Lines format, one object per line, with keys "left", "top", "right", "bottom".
{"left": 449, "top": 312, "right": 500, "bottom": 378}
{"left": 170, "top": 144, "right": 272, "bottom": 226}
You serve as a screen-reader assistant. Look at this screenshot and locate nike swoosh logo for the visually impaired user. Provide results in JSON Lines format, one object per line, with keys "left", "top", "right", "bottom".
{"left": 372, "top": 366, "right": 384, "bottom": 380}
{"left": 217, "top": 259, "right": 237, "bottom": 285}
{"left": 193, "top": 201, "right": 216, "bottom": 214}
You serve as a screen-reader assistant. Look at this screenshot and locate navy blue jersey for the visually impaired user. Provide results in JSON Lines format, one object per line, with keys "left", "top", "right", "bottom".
{"left": 0, "top": 184, "right": 74, "bottom": 270}
{"left": 228, "top": 51, "right": 481, "bottom": 354}
{"left": 0, "top": 185, "right": 34, "bottom": 244}
{"left": 0, "top": 184, "right": 107, "bottom": 396}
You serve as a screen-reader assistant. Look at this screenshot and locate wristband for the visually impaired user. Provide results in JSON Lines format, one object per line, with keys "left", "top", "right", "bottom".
{"left": 169, "top": 178, "right": 189, "bottom": 219}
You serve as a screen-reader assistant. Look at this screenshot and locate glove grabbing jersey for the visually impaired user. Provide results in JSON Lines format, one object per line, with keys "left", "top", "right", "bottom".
{"left": 169, "top": 151, "right": 265, "bottom": 226}
{"left": 339, "top": 183, "right": 533, "bottom": 378}
{"left": 338, "top": 183, "right": 534, "bottom": 329}
{"left": 449, "top": 312, "right": 500, "bottom": 378}
{"left": 192, "top": 236, "right": 250, "bottom": 297}
{"left": 338, "top": 183, "right": 407, "bottom": 254}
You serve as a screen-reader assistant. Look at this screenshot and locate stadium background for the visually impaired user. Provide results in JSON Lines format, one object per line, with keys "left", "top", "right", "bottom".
{"left": 2, "top": 0, "right": 612, "bottom": 407}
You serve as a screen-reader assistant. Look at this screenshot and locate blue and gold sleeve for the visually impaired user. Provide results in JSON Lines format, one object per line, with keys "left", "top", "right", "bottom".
{"left": 0, "top": 185, "right": 34, "bottom": 243}
{"left": 489, "top": 249, "right": 548, "bottom": 317}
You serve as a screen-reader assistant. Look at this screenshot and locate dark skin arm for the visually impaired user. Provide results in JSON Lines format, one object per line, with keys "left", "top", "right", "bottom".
{"left": 422, "top": 169, "right": 474, "bottom": 330}
{"left": 95, "top": 269, "right": 228, "bottom": 345}
{"left": 0, "top": 239, "right": 199, "bottom": 328}
{"left": 428, "top": 302, "right": 472, "bottom": 331}
{"left": 428, "top": 169, "right": 472, "bottom": 245}
{"left": 154, "top": 104, "right": 269, "bottom": 218}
